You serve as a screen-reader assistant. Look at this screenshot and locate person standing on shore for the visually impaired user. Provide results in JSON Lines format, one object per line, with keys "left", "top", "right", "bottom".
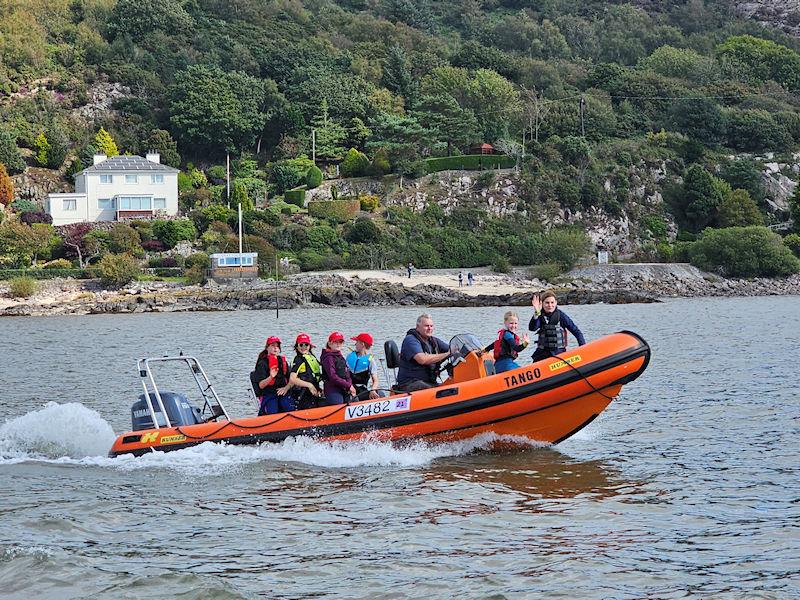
{"left": 467, "top": 271, "right": 474, "bottom": 286}
{"left": 528, "top": 292, "right": 585, "bottom": 362}
{"left": 407, "top": 262, "right": 414, "bottom": 278}
{"left": 458, "top": 271, "right": 463, "bottom": 287}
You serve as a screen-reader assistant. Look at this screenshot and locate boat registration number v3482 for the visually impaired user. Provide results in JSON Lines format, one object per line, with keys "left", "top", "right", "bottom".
{"left": 344, "top": 396, "right": 411, "bottom": 420}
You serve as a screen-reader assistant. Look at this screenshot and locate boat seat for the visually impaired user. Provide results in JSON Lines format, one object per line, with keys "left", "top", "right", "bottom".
{"left": 483, "top": 359, "right": 496, "bottom": 375}
{"left": 384, "top": 340, "right": 400, "bottom": 369}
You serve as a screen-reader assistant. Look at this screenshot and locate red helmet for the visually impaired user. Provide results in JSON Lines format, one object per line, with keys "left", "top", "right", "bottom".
{"left": 295, "top": 333, "right": 316, "bottom": 348}
{"left": 328, "top": 331, "right": 345, "bottom": 343}
{"left": 265, "top": 336, "right": 281, "bottom": 347}
{"left": 351, "top": 333, "right": 373, "bottom": 347}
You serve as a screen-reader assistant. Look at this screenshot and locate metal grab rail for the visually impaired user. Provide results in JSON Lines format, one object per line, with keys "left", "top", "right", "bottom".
{"left": 137, "top": 356, "right": 230, "bottom": 429}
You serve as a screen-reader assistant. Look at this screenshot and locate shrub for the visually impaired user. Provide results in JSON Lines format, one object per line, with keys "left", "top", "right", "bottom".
{"left": 359, "top": 194, "right": 380, "bottom": 212}
{"left": 783, "top": 233, "right": 800, "bottom": 258}
{"left": 152, "top": 219, "right": 197, "bottom": 249}
{"left": 689, "top": 226, "right": 800, "bottom": 277}
{"left": 285, "top": 187, "right": 306, "bottom": 207}
{"left": 492, "top": 255, "right": 511, "bottom": 273}
{"left": 21, "top": 211, "right": 53, "bottom": 225}
{"left": 185, "top": 252, "right": 210, "bottom": 270}
{"left": 306, "top": 165, "right": 323, "bottom": 189}
{"left": 148, "top": 256, "right": 179, "bottom": 268}
{"left": 528, "top": 263, "right": 563, "bottom": 281}
{"left": 191, "top": 204, "right": 237, "bottom": 232}
{"left": 141, "top": 239, "right": 166, "bottom": 252}
{"left": 109, "top": 223, "right": 142, "bottom": 254}
{"left": 8, "top": 276, "right": 37, "bottom": 298}
{"left": 340, "top": 148, "right": 370, "bottom": 178}
{"left": 424, "top": 155, "right": 515, "bottom": 173}
{"left": 185, "top": 264, "right": 206, "bottom": 284}
{"left": 540, "top": 228, "right": 591, "bottom": 270}
{"left": 0, "top": 163, "right": 13, "bottom": 205}
{"left": 11, "top": 199, "right": 38, "bottom": 213}
{"left": 307, "top": 198, "right": 360, "bottom": 222}
{"left": 98, "top": 253, "right": 140, "bottom": 287}
{"left": 345, "top": 217, "right": 381, "bottom": 243}
{"left": 43, "top": 258, "right": 73, "bottom": 269}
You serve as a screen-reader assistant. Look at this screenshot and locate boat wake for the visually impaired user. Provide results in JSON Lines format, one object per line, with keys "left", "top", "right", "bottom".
{"left": 0, "top": 402, "right": 545, "bottom": 471}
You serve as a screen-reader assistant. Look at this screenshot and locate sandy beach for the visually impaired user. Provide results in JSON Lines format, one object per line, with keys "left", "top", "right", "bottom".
{"left": 333, "top": 267, "right": 538, "bottom": 297}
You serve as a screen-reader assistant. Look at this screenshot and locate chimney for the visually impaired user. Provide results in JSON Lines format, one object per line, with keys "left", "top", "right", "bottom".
{"left": 146, "top": 151, "right": 161, "bottom": 164}
{"left": 93, "top": 153, "right": 107, "bottom": 165}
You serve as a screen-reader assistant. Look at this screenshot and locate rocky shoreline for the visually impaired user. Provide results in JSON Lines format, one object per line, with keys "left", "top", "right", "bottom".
{"left": 1, "top": 264, "right": 798, "bottom": 317}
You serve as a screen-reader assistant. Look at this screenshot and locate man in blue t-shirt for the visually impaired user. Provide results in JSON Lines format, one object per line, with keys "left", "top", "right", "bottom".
{"left": 396, "top": 313, "right": 451, "bottom": 392}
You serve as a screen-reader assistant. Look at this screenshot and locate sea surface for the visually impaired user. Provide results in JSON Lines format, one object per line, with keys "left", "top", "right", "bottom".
{"left": 0, "top": 297, "right": 798, "bottom": 599}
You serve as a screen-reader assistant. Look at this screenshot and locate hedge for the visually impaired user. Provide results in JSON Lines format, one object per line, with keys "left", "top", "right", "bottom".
{"left": 307, "top": 198, "right": 360, "bottom": 222}
{"left": 141, "top": 267, "right": 185, "bottom": 277}
{"left": 0, "top": 268, "right": 92, "bottom": 280}
{"left": 424, "top": 154, "right": 516, "bottom": 173}
{"left": 285, "top": 187, "right": 306, "bottom": 207}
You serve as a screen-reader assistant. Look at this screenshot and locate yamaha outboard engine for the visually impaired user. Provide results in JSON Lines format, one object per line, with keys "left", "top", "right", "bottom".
{"left": 131, "top": 391, "right": 204, "bottom": 431}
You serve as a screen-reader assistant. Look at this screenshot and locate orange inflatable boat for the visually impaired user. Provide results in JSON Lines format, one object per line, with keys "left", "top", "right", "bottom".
{"left": 109, "top": 331, "right": 650, "bottom": 457}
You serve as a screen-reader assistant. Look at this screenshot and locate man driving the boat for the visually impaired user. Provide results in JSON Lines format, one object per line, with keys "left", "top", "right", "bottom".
{"left": 395, "top": 313, "right": 452, "bottom": 392}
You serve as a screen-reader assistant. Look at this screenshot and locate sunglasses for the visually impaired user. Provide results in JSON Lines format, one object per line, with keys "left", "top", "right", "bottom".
{"left": 298, "top": 343, "right": 310, "bottom": 347}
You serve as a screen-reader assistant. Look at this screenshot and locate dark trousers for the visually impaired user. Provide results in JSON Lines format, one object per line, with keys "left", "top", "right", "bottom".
{"left": 259, "top": 393, "right": 296, "bottom": 415}
{"left": 531, "top": 348, "right": 564, "bottom": 363}
{"left": 394, "top": 379, "right": 435, "bottom": 393}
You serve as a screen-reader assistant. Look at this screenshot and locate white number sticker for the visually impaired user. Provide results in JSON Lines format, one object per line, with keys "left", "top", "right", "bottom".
{"left": 344, "top": 396, "right": 411, "bottom": 420}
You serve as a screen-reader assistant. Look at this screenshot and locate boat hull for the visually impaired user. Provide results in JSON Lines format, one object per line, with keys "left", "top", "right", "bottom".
{"left": 109, "top": 331, "right": 650, "bottom": 457}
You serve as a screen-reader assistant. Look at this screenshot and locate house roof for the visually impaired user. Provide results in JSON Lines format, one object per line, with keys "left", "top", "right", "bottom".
{"left": 472, "top": 143, "right": 494, "bottom": 150}
{"left": 80, "top": 155, "right": 179, "bottom": 174}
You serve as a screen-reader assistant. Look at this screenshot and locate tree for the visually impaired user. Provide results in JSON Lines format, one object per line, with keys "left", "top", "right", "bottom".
{"left": 63, "top": 223, "right": 103, "bottom": 268}
{"left": 109, "top": 0, "right": 193, "bottom": 39}
{"left": 680, "top": 165, "right": 726, "bottom": 232}
{"left": 109, "top": 223, "right": 142, "bottom": 254}
{"left": 382, "top": 45, "right": 416, "bottom": 108}
{"left": 720, "top": 160, "right": 766, "bottom": 206}
{"left": 29, "top": 223, "right": 56, "bottom": 265}
{"left": 666, "top": 97, "right": 725, "bottom": 145}
{"left": 366, "top": 113, "right": 431, "bottom": 175}
{"left": 0, "top": 128, "right": 25, "bottom": 174}
{"left": 45, "top": 125, "right": 68, "bottom": 170}
{"left": 521, "top": 87, "right": 551, "bottom": 145}
{"left": 311, "top": 100, "right": 347, "bottom": 161}
{"left": 144, "top": 129, "right": 181, "bottom": 167}
{"left": 170, "top": 65, "right": 270, "bottom": 154}
{"left": 230, "top": 180, "right": 253, "bottom": 211}
{"left": 34, "top": 132, "right": 50, "bottom": 167}
{"left": 0, "top": 164, "right": 13, "bottom": 205}
{"left": 415, "top": 93, "right": 480, "bottom": 155}
{"left": 718, "top": 189, "right": 764, "bottom": 228}
{"left": 0, "top": 221, "right": 36, "bottom": 267}
{"left": 716, "top": 35, "right": 800, "bottom": 92}
{"left": 94, "top": 127, "right": 119, "bottom": 157}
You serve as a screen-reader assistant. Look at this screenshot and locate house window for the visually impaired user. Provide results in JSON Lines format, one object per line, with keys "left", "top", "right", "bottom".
{"left": 119, "top": 196, "right": 152, "bottom": 210}
{"left": 151, "top": 174, "right": 164, "bottom": 184}
{"left": 100, "top": 174, "right": 113, "bottom": 184}
{"left": 153, "top": 198, "right": 166, "bottom": 209}
{"left": 98, "top": 198, "right": 114, "bottom": 210}
{"left": 125, "top": 174, "right": 138, "bottom": 184}
{"left": 63, "top": 198, "right": 77, "bottom": 211}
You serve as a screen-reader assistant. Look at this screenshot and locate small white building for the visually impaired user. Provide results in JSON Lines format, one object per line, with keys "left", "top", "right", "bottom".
{"left": 209, "top": 252, "right": 259, "bottom": 280}
{"left": 47, "top": 153, "right": 179, "bottom": 226}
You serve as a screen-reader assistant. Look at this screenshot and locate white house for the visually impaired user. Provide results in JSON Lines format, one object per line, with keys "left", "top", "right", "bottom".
{"left": 46, "top": 152, "right": 179, "bottom": 226}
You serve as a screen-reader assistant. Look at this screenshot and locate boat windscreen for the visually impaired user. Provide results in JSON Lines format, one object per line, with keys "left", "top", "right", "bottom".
{"left": 449, "top": 333, "right": 483, "bottom": 358}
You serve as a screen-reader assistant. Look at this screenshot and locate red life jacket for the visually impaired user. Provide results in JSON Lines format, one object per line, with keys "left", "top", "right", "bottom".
{"left": 493, "top": 328, "right": 520, "bottom": 361}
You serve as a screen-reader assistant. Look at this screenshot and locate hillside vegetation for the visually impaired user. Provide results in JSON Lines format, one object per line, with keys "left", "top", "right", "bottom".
{"left": 1, "top": 0, "right": 800, "bottom": 279}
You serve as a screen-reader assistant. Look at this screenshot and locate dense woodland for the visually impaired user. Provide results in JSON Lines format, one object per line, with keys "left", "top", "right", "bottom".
{"left": 1, "top": 0, "right": 800, "bottom": 286}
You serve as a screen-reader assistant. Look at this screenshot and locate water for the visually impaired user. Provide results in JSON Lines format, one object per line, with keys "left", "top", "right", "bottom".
{"left": 0, "top": 297, "right": 798, "bottom": 599}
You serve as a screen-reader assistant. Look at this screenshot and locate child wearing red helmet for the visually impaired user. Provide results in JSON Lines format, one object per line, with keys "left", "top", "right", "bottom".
{"left": 286, "top": 333, "right": 323, "bottom": 410}
{"left": 320, "top": 331, "right": 356, "bottom": 405}
{"left": 251, "top": 336, "right": 295, "bottom": 415}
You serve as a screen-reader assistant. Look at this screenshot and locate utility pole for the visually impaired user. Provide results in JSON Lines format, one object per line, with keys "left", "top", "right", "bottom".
{"left": 579, "top": 96, "right": 586, "bottom": 138}
{"left": 226, "top": 152, "right": 230, "bottom": 208}
{"left": 311, "top": 129, "right": 316, "bottom": 164}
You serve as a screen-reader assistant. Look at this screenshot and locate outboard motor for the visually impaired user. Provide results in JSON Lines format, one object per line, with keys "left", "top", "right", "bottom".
{"left": 131, "top": 391, "right": 204, "bottom": 431}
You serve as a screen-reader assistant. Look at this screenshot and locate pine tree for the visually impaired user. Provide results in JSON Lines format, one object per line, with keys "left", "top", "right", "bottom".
{"left": 382, "top": 45, "right": 417, "bottom": 108}
{"left": 0, "top": 163, "right": 13, "bottom": 205}
{"left": 94, "top": 127, "right": 119, "bottom": 157}
{"left": 0, "top": 128, "right": 25, "bottom": 174}
{"left": 34, "top": 132, "right": 50, "bottom": 167}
